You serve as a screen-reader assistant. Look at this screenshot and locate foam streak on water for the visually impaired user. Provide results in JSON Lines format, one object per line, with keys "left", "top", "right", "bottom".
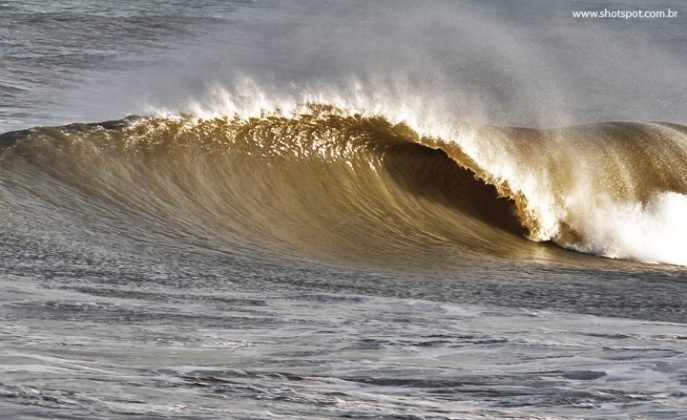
{"left": 2, "top": 1, "right": 687, "bottom": 418}
{"left": 2, "top": 260, "right": 687, "bottom": 419}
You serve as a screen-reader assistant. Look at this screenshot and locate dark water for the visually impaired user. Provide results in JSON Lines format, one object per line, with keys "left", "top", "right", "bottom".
{"left": 1, "top": 1, "right": 687, "bottom": 419}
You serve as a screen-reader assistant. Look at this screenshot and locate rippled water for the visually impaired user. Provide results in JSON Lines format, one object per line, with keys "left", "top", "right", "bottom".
{"left": 1, "top": 1, "right": 687, "bottom": 419}
{"left": 3, "top": 239, "right": 687, "bottom": 418}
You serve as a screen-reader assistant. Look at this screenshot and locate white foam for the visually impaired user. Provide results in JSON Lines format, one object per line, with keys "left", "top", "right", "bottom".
{"left": 570, "top": 192, "right": 687, "bottom": 266}
{"left": 144, "top": 77, "right": 461, "bottom": 142}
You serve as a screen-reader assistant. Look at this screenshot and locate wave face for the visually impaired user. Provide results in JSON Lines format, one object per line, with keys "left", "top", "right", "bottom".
{"left": 1, "top": 105, "right": 686, "bottom": 267}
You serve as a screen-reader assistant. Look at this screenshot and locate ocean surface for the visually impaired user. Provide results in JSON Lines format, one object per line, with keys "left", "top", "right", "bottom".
{"left": 1, "top": 1, "right": 687, "bottom": 418}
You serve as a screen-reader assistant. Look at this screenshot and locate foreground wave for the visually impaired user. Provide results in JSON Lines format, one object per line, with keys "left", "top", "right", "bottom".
{"left": 1, "top": 105, "right": 686, "bottom": 267}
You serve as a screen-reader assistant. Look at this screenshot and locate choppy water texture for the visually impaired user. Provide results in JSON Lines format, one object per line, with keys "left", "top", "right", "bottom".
{"left": 1, "top": 1, "right": 687, "bottom": 419}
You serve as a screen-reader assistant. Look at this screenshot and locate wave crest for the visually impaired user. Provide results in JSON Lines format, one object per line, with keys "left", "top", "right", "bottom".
{"left": 1, "top": 105, "right": 686, "bottom": 266}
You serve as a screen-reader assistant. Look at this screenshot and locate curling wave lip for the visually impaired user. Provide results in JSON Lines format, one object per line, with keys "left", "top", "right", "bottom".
{"left": 1, "top": 105, "right": 685, "bottom": 268}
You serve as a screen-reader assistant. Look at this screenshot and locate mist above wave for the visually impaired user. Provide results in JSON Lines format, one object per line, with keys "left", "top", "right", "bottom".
{"left": 38, "top": 0, "right": 683, "bottom": 131}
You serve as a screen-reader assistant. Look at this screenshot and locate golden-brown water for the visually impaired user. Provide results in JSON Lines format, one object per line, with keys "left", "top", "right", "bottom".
{"left": 2, "top": 105, "right": 686, "bottom": 270}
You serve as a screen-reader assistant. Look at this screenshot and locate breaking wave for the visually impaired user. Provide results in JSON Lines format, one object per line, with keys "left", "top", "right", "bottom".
{"left": 1, "top": 104, "right": 686, "bottom": 267}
